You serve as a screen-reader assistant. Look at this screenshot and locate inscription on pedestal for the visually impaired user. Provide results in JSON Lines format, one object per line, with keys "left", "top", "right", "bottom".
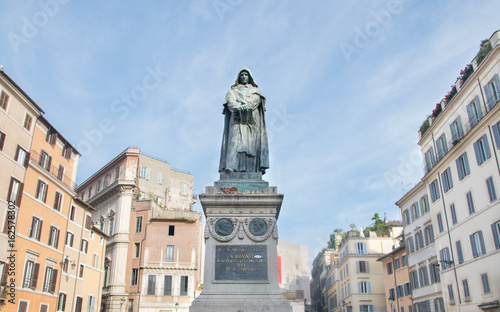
{"left": 215, "top": 245, "right": 268, "bottom": 281}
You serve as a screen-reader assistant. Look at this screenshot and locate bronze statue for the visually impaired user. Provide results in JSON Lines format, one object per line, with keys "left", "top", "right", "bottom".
{"left": 219, "top": 68, "right": 269, "bottom": 175}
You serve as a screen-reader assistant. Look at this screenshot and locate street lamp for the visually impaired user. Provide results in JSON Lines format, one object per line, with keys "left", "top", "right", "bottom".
{"left": 175, "top": 302, "right": 179, "bottom": 312}
{"left": 388, "top": 298, "right": 394, "bottom": 312}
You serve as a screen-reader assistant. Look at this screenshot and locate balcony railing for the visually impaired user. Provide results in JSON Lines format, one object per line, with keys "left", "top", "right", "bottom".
{"left": 31, "top": 150, "right": 76, "bottom": 189}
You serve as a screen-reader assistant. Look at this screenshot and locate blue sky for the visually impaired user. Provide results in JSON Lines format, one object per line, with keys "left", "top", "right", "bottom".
{"left": 2, "top": 1, "right": 499, "bottom": 263}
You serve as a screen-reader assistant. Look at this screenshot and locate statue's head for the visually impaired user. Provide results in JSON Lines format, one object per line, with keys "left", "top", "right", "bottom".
{"left": 233, "top": 68, "right": 258, "bottom": 87}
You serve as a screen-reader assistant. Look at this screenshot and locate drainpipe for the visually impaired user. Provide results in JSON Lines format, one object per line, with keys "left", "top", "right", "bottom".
{"left": 388, "top": 254, "right": 400, "bottom": 312}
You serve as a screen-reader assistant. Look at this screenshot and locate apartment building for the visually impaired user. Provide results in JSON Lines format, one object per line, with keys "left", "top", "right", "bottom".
{"left": 396, "top": 182, "right": 443, "bottom": 311}
{"left": 310, "top": 249, "right": 338, "bottom": 312}
{"left": 336, "top": 227, "right": 402, "bottom": 312}
{"left": 397, "top": 30, "right": 500, "bottom": 312}
{"left": 75, "top": 148, "right": 202, "bottom": 312}
{"left": 0, "top": 69, "right": 106, "bottom": 312}
{"left": 0, "top": 69, "right": 44, "bottom": 306}
{"left": 378, "top": 244, "right": 413, "bottom": 312}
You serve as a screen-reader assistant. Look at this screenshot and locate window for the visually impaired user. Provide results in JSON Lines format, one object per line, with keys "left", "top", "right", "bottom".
{"left": 23, "top": 113, "right": 33, "bottom": 131}
{"left": 62, "top": 257, "right": 69, "bottom": 273}
{"left": 401, "top": 255, "right": 407, "bottom": 267}
{"left": 420, "top": 195, "right": 429, "bottom": 213}
{"left": 424, "top": 225, "right": 435, "bottom": 245}
{"left": 440, "top": 247, "right": 451, "bottom": 270}
{"left": 96, "top": 181, "right": 101, "bottom": 192}
{"left": 404, "top": 282, "right": 411, "bottom": 296}
{"left": 429, "top": 262, "right": 440, "bottom": 283}
{"left": 394, "top": 258, "right": 401, "bottom": 270}
{"left": 128, "top": 300, "right": 133, "bottom": 312}
{"left": 23, "top": 260, "right": 40, "bottom": 289}
{"left": 481, "top": 273, "right": 491, "bottom": 295}
{"left": 406, "top": 237, "right": 415, "bottom": 254}
{"left": 450, "top": 204, "right": 457, "bottom": 225}
{"left": 87, "top": 295, "right": 95, "bottom": 312}
{"left": 410, "top": 202, "right": 420, "bottom": 221}
{"left": 70, "top": 206, "right": 76, "bottom": 221}
{"left": 135, "top": 243, "right": 140, "bottom": 258}
{"left": 436, "top": 133, "right": 448, "bottom": 160}
{"left": 441, "top": 167, "right": 453, "bottom": 192}
{"left": 48, "top": 226, "right": 60, "bottom": 248}
{"left": 131, "top": 268, "right": 138, "bottom": 286}
{"left": 139, "top": 166, "right": 150, "bottom": 180}
{"left": 474, "top": 134, "right": 491, "bottom": 165}
{"left": 92, "top": 254, "right": 99, "bottom": 268}
{"left": 115, "top": 166, "right": 120, "bottom": 180}
{"left": 483, "top": 73, "right": 500, "bottom": 109}
{"left": 355, "top": 242, "right": 367, "bottom": 254}
{"left": 19, "top": 301, "right": 29, "bottom": 312}
{"left": 359, "top": 305, "right": 373, "bottom": 312}
{"left": 437, "top": 213, "right": 444, "bottom": 233}
{"left": 103, "top": 174, "right": 110, "bottom": 187}
{"left": 456, "top": 153, "right": 470, "bottom": 180}
{"left": 88, "top": 187, "right": 92, "bottom": 198}
{"left": 358, "top": 281, "right": 371, "bottom": 294}
{"left": 156, "top": 196, "right": 163, "bottom": 205}
{"left": 402, "top": 209, "right": 410, "bottom": 226}
{"left": 424, "top": 147, "right": 436, "bottom": 173}
{"left": 57, "top": 292, "right": 67, "bottom": 311}
{"left": 456, "top": 240, "right": 464, "bottom": 264}
{"left": 466, "top": 191, "right": 475, "bottom": 215}
{"left": 7, "top": 177, "right": 23, "bottom": 206}
{"left": 415, "top": 231, "right": 424, "bottom": 251}
{"left": 462, "top": 279, "right": 470, "bottom": 300}
{"left": 168, "top": 225, "right": 175, "bottom": 236}
{"left": 429, "top": 179, "right": 440, "bottom": 202}
{"left": 0, "top": 90, "right": 9, "bottom": 110}
{"left": 41, "top": 303, "right": 49, "bottom": 312}
{"left": 466, "top": 96, "right": 483, "bottom": 128}
{"left": 470, "top": 231, "right": 486, "bottom": 258}
{"left": 357, "top": 261, "right": 369, "bottom": 273}
{"left": 394, "top": 285, "right": 403, "bottom": 298}
{"left": 180, "top": 276, "right": 189, "bottom": 296}
{"left": 75, "top": 296, "right": 83, "bottom": 312}
{"left": 136, "top": 217, "right": 142, "bottom": 233}
{"left": 62, "top": 144, "right": 72, "bottom": 160}
{"left": 65, "top": 232, "right": 74, "bottom": 247}
{"left": 447, "top": 284, "right": 455, "bottom": 304}
{"left": 486, "top": 176, "right": 497, "bottom": 203}
{"left": 81, "top": 239, "right": 88, "bottom": 253}
{"left": 450, "top": 116, "right": 464, "bottom": 144}
{"left": 53, "top": 192, "right": 63, "bottom": 211}
{"left": 492, "top": 220, "right": 500, "bottom": 249}
{"left": 42, "top": 266, "right": 57, "bottom": 293}
{"left": 39, "top": 150, "right": 52, "bottom": 171}
{"left": 79, "top": 264, "right": 84, "bottom": 278}
{"left": 15, "top": 145, "right": 28, "bottom": 166}
{"left": 409, "top": 270, "right": 419, "bottom": 290}
{"left": 181, "top": 182, "right": 188, "bottom": 195}
{"left": 387, "top": 262, "right": 393, "bottom": 274}
{"left": 147, "top": 275, "right": 156, "bottom": 295}
{"left": 418, "top": 266, "right": 430, "bottom": 286}
{"left": 166, "top": 245, "right": 174, "bottom": 262}
{"left": 0, "top": 131, "right": 5, "bottom": 151}
{"left": 158, "top": 172, "right": 163, "bottom": 184}
{"left": 29, "top": 216, "right": 43, "bottom": 241}
{"left": 164, "top": 275, "right": 172, "bottom": 295}
{"left": 46, "top": 129, "right": 57, "bottom": 145}
{"left": 57, "top": 165, "right": 64, "bottom": 181}
{"left": 36, "top": 180, "right": 48, "bottom": 203}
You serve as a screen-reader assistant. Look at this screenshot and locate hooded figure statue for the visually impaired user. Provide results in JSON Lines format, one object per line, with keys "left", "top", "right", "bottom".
{"left": 219, "top": 68, "right": 269, "bottom": 175}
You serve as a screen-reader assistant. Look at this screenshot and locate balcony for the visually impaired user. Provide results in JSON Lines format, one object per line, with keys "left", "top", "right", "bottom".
{"left": 30, "top": 150, "right": 76, "bottom": 189}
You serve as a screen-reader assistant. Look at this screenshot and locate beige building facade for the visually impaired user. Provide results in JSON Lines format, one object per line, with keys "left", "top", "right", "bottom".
{"left": 76, "top": 148, "right": 202, "bottom": 312}
{"left": 397, "top": 30, "right": 500, "bottom": 312}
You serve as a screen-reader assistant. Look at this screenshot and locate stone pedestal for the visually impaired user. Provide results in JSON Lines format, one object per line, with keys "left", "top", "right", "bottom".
{"left": 190, "top": 183, "right": 292, "bottom": 312}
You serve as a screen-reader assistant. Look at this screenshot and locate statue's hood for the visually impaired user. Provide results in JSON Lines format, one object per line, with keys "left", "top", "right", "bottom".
{"left": 232, "top": 67, "right": 258, "bottom": 88}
